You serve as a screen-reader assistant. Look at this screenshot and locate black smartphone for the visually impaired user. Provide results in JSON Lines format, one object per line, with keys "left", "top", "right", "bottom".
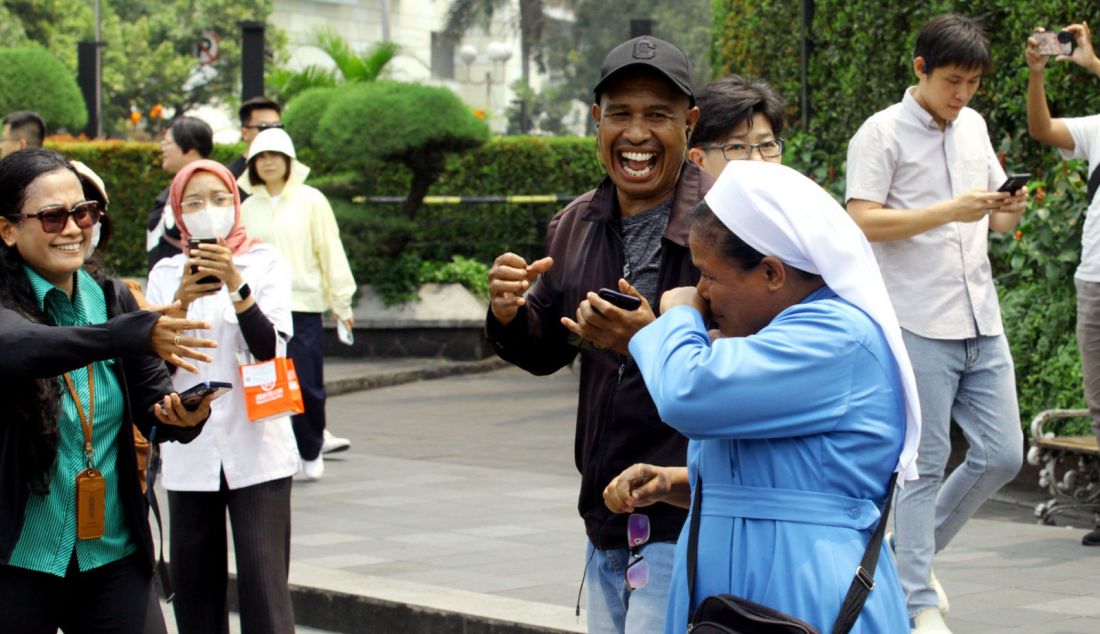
{"left": 597, "top": 288, "right": 642, "bottom": 311}
{"left": 997, "top": 173, "right": 1031, "bottom": 193}
{"left": 178, "top": 381, "right": 233, "bottom": 411}
{"left": 188, "top": 238, "right": 220, "bottom": 285}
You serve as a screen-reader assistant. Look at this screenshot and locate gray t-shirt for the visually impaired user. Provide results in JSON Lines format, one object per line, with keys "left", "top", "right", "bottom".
{"left": 620, "top": 199, "right": 671, "bottom": 308}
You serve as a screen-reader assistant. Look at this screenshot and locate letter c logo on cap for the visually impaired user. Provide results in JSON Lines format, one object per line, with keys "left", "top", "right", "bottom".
{"left": 632, "top": 38, "right": 656, "bottom": 60}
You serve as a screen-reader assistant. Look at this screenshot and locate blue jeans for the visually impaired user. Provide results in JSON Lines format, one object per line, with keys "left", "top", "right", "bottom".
{"left": 586, "top": 540, "right": 676, "bottom": 634}
{"left": 894, "top": 331, "right": 1022, "bottom": 617}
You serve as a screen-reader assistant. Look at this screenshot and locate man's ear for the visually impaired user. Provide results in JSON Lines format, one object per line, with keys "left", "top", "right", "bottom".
{"left": 591, "top": 103, "right": 602, "bottom": 128}
{"left": 0, "top": 217, "right": 18, "bottom": 248}
{"left": 688, "top": 146, "right": 706, "bottom": 168}
{"left": 913, "top": 56, "right": 928, "bottom": 80}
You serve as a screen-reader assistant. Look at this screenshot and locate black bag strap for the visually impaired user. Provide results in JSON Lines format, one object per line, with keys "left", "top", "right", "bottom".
{"left": 1089, "top": 164, "right": 1100, "bottom": 206}
{"left": 686, "top": 472, "right": 899, "bottom": 634}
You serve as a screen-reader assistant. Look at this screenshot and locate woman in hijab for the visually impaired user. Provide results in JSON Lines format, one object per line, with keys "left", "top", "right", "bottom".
{"left": 604, "top": 161, "right": 919, "bottom": 632}
{"left": 146, "top": 160, "right": 297, "bottom": 634}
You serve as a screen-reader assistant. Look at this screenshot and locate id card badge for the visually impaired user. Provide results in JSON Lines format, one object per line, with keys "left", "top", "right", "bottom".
{"left": 76, "top": 467, "right": 106, "bottom": 540}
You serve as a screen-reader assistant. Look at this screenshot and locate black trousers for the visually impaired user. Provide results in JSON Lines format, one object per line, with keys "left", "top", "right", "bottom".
{"left": 288, "top": 311, "right": 327, "bottom": 460}
{"left": 0, "top": 551, "right": 166, "bottom": 634}
{"left": 168, "top": 475, "right": 294, "bottom": 634}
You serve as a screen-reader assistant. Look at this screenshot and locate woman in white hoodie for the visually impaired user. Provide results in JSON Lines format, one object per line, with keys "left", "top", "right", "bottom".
{"left": 238, "top": 128, "right": 356, "bottom": 480}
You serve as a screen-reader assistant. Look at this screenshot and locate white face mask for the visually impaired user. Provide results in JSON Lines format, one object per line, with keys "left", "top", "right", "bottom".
{"left": 185, "top": 205, "right": 236, "bottom": 240}
{"left": 86, "top": 223, "right": 101, "bottom": 259}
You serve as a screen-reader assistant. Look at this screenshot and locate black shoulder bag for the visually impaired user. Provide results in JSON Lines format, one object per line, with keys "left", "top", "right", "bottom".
{"left": 1088, "top": 165, "right": 1100, "bottom": 207}
{"left": 686, "top": 474, "right": 898, "bottom": 634}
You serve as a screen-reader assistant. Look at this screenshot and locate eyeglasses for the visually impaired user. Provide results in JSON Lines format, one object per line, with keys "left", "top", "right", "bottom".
{"left": 17, "top": 201, "right": 103, "bottom": 233}
{"left": 625, "top": 513, "right": 650, "bottom": 590}
{"left": 243, "top": 122, "right": 283, "bottom": 131}
{"left": 180, "top": 194, "right": 235, "bottom": 213}
{"left": 704, "top": 138, "right": 785, "bottom": 161}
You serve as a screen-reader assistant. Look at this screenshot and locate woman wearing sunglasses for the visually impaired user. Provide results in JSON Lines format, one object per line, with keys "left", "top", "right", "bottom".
{"left": 604, "top": 162, "right": 915, "bottom": 633}
{"left": 146, "top": 160, "right": 297, "bottom": 634}
{"left": 0, "top": 148, "right": 217, "bottom": 632}
{"left": 238, "top": 127, "right": 356, "bottom": 481}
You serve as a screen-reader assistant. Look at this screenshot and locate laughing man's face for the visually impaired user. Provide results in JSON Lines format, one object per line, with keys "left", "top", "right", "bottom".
{"left": 593, "top": 70, "right": 698, "bottom": 215}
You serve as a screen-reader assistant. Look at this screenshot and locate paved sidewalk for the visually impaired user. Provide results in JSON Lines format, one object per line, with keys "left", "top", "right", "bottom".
{"left": 156, "top": 359, "right": 1100, "bottom": 633}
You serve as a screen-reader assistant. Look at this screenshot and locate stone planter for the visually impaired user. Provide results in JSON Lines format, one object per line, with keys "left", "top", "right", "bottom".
{"left": 322, "top": 283, "right": 491, "bottom": 360}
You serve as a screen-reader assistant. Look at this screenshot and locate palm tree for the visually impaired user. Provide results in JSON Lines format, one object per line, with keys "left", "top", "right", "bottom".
{"left": 268, "top": 27, "right": 398, "bottom": 102}
{"left": 443, "top": 0, "right": 551, "bottom": 88}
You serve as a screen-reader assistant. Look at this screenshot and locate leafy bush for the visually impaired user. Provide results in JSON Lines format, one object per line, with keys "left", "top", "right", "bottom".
{"left": 0, "top": 47, "right": 87, "bottom": 131}
{"left": 315, "top": 81, "right": 490, "bottom": 220}
{"left": 419, "top": 256, "right": 490, "bottom": 299}
{"left": 282, "top": 86, "right": 338, "bottom": 154}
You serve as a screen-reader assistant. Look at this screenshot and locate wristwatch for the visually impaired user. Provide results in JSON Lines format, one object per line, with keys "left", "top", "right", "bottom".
{"left": 229, "top": 282, "right": 251, "bottom": 302}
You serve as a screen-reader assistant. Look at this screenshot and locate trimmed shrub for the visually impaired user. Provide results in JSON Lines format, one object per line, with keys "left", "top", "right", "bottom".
{"left": 282, "top": 86, "right": 338, "bottom": 156}
{"left": 0, "top": 47, "right": 88, "bottom": 132}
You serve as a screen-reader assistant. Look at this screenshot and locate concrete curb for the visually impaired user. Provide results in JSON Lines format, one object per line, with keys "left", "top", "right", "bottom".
{"left": 326, "top": 357, "right": 511, "bottom": 397}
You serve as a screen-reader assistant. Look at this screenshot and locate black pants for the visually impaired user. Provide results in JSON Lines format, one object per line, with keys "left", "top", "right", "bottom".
{"left": 168, "top": 475, "right": 294, "bottom": 634}
{"left": 289, "top": 311, "right": 327, "bottom": 460}
{"left": 0, "top": 551, "right": 166, "bottom": 634}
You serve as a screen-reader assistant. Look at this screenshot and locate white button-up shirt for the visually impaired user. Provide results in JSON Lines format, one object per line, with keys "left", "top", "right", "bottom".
{"left": 146, "top": 244, "right": 300, "bottom": 491}
{"left": 846, "top": 88, "right": 1006, "bottom": 340}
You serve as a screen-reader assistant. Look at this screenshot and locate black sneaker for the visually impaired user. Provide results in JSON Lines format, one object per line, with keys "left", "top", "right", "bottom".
{"left": 1082, "top": 527, "right": 1100, "bottom": 546}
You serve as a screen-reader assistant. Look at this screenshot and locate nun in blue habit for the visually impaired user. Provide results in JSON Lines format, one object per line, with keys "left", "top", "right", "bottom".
{"left": 604, "top": 161, "right": 921, "bottom": 633}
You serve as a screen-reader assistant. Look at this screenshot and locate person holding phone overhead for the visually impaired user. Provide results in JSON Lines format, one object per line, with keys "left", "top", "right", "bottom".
{"left": 146, "top": 160, "right": 298, "bottom": 634}
{"left": 846, "top": 14, "right": 1029, "bottom": 633}
{"left": 0, "top": 149, "right": 216, "bottom": 633}
{"left": 1026, "top": 20, "right": 1100, "bottom": 547}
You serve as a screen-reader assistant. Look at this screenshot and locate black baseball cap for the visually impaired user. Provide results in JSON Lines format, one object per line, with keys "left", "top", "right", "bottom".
{"left": 593, "top": 36, "right": 695, "bottom": 105}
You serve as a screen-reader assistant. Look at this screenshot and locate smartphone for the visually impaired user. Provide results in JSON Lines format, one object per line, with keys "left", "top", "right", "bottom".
{"left": 597, "top": 288, "right": 642, "bottom": 311}
{"left": 178, "top": 381, "right": 233, "bottom": 411}
{"left": 1034, "top": 30, "right": 1074, "bottom": 57}
{"left": 997, "top": 173, "right": 1031, "bottom": 193}
{"left": 188, "top": 238, "right": 220, "bottom": 285}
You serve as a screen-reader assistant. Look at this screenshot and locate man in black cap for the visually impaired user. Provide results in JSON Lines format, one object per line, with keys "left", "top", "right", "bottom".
{"left": 485, "top": 35, "right": 711, "bottom": 632}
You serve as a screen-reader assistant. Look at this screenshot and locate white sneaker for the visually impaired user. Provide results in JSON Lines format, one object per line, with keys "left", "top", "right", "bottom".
{"left": 321, "top": 429, "right": 351, "bottom": 454}
{"left": 911, "top": 607, "right": 952, "bottom": 633}
{"left": 929, "top": 568, "right": 949, "bottom": 615}
{"left": 301, "top": 455, "right": 324, "bottom": 480}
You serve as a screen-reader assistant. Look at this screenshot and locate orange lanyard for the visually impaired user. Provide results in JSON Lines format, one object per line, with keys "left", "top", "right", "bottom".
{"left": 62, "top": 364, "right": 96, "bottom": 469}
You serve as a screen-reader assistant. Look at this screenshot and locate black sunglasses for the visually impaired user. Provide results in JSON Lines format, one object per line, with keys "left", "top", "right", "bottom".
{"left": 244, "top": 122, "right": 283, "bottom": 131}
{"left": 18, "top": 200, "right": 104, "bottom": 233}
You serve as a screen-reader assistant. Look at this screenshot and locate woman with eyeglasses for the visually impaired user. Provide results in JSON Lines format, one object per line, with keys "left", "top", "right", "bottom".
{"left": 238, "top": 128, "right": 356, "bottom": 481}
{"left": 0, "top": 148, "right": 217, "bottom": 633}
{"left": 146, "top": 159, "right": 298, "bottom": 634}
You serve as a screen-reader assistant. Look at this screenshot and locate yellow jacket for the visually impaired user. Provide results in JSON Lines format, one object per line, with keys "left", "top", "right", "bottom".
{"left": 238, "top": 161, "right": 356, "bottom": 320}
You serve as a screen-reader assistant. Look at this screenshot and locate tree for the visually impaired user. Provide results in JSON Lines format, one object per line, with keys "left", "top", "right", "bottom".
{"left": 3, "top": 0, "right": 286, "bottom": 136}
{"left": 443, "top": 0, "right": 555, "bottom": 87}
{"left": 0, "top": 47, "right": 87, "bottom": 131}
{"left": 267, "top": 28, "right": 398, "bottom": 103}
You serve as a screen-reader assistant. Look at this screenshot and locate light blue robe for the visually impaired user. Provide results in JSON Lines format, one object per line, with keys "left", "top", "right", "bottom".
{"left": 629, "top": 286, "right": 908, "bottom": 633}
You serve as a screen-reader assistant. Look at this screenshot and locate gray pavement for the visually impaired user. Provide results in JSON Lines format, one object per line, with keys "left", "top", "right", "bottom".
{"left": 155, "top": 360, "right": 1100, "bottom": 633}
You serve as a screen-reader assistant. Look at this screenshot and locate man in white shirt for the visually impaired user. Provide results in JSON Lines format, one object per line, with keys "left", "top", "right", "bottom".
{"left": 1026, "top": 20, "right": 1100, "bottom": 547}
{"left": 845, "top": 13, "right": 1029, "bottom": 634}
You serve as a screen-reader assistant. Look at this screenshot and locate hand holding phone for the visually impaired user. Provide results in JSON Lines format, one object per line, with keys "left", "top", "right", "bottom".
{"left": 178, "top": 381, "right": 233, "bottom": 411}
{"left": 596, "top": 288, "right": 642, "bottom": 311}
{"left": 188, "top": 238, "right": 221, "bottom": 285}
{"left": 997, "top": 173, "right": 1030, "bottom": 194}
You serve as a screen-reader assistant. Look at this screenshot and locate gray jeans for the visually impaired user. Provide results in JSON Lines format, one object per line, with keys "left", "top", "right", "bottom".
{"left": 1076, "top": 278, "right": 1100, "bottom": 445}
{"left": 893, "top": 330, "right": 1023, "bottom": 617}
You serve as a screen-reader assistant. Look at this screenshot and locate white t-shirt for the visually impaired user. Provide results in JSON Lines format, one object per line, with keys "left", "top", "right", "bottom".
{"left": 1058, "top": 115, "right": 1100, "bottom": 282}
{"left": 146, "top": 243, "right": 300, "bottom": 491}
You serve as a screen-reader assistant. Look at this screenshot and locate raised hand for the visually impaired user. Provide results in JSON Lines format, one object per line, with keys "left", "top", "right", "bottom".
{"left": 488, "top": 252, "right": 554, "bottom": 326}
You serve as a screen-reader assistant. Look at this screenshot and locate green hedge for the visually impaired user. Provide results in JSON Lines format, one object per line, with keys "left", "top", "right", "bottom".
{"left": 44, "top": 137, "right": 599, "bottom": 283}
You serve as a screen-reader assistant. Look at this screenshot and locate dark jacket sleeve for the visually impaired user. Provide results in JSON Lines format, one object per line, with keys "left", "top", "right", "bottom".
{"left": 486, "top": 212, "right": 579, "bottom": 375}
{"left": 113, "top": 284, "right": 206, "bottom": 444}
{"left": 0, "top": 305, "right": 159, "bottom": 380}
{"left": 236, "top": 303, "right": 278, "bottom": 361}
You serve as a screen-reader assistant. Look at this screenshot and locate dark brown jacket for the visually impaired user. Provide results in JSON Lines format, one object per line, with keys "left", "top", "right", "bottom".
{"left": 487, "top": 162, "right": 714, "bottom": 548}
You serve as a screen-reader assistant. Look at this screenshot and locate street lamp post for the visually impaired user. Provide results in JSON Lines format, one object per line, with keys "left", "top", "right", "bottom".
{"left": 457, "top": 42, "right": 513, "bottom": 111}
